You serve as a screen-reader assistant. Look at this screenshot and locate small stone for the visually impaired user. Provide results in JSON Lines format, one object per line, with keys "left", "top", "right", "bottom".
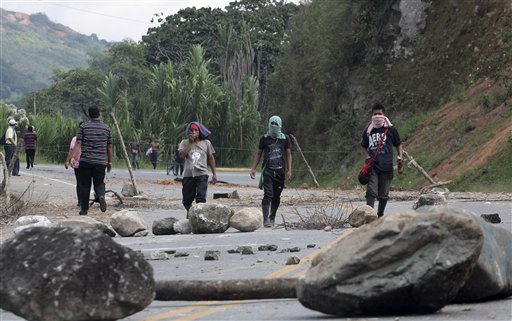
{"left": 289, "top": 247, "right": 301, "bottom": 252}
{"left": 324, "top": 226, "right": 332, "bottom": 232}
{"left": 227, "top": 249, "right": 240, "bottom": 254}
{"left": 258, "top": 244, "right": 278, "bottom": 251}
{"left": 286, "top": 256, "right": 301, "bottom": 265}
{"left": 256, "top": 259, "right": 264, "bottom": 263}
{"left": 205, "top": 250, "right": 220, "bottom": 261}
{"left": 307, "top": 244, "right": 316, "bottom": 248}
{"left": 237, "top": 246, "right": 254, "bottom": 255}
{"left": 480, "top": 213, "right": 501, "bottom": 224}
{"left": 174, "top": 252, "right": 190, "bottom": 257}
{"left": 163, "top": 249, "right": 176, "bottom": 254}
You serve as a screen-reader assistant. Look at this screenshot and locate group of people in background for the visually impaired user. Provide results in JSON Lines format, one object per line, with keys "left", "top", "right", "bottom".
{"left": 4, "top": 102, "right": 402, "bottom": 224}
{"left": 3, "top": 118, "right": 39, "bottom": 177}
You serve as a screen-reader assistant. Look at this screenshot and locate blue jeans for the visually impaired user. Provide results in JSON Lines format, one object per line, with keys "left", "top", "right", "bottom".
{"left": 131, "top": 153, "right": 139, "bottom": 169}
{"left": 4, "top": 144, "right": 19, "bottom": 175}
{"left": 182, "top": 175, "right": 209, "bottom": 211}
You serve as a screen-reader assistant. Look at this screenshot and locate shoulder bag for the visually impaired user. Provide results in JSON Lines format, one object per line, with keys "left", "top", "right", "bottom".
{"left": 358, "top": 128, "right": 388, "bottom": 185}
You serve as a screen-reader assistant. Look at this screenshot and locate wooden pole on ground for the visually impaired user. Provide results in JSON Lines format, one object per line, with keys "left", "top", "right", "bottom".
{"left": 110, "top": 112, "right": 140, "bottom": 195}
{"left": 0, "top": 152, "right": 10, "bottom": 205}
{"left": 403, "top": 150, "right": 436, "bottom": 185}
{"left": 290, "top": 134, "right": 319, "bottom": 188}
{"left": 155, "top": 278, "right": 298, "bottom": 301}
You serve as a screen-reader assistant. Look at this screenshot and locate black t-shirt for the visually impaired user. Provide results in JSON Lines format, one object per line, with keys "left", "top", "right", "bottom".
{"left": 259, "top": 135, "right": 291, "bottom": 170}
{"left": 361, "top": 126, "right": 401, "bottom": 172}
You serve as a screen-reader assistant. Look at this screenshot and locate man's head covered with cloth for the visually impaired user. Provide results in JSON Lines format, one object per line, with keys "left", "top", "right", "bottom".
{"left": 186, "top": 122, "right": 211, "bottom": 140}
{"left": 265, "top": 115, "right": 286, "bottom": 139}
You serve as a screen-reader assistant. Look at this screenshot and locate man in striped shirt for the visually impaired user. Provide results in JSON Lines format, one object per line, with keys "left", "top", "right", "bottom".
{"left": 71, "top": 106, "right": 113, "bottom": 215}
{"left": 23, "top": 126, "right": 37, "bottom": 169}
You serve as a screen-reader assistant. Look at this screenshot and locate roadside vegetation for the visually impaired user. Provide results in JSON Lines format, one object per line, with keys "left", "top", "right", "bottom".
{"left": 2, "top": 0, "right": 511, "bottom": 192}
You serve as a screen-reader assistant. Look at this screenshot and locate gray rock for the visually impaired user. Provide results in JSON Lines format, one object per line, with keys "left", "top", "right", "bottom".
{"left": 121, "top": 183, "right": 137, "bottom": 197}
{"left": 54, "top": 216, "right": 116, "bottom": 237}
{"left": 205, "top": 250, "right": 220, "bottom": 260}
{"left": 110, "top": 210, "right": 148, "bottom": 237}
{"left": 189, "top": 203, "right": 233, "bottom": 234}
{"left": 174, "top": 252, "right": 190, "bottom": 257}
{"left": 480, "top": 213, "right": 501, "bottom": 224}
{"left": 420, "top": 207, "right": 512, "bottom": 301}
{"left": 152, "top": 217, "right": 179, "bottom": 235}
{"left": 348, "top": 205, "right": 378, "bottom": 227}
{"left": 412, "top": 193, "right": 447, "bottom": 210}
{"left": 230, "top": 207, "right": 262, "bottom": 232}
{"left": 286, "top": 256, "right": 301, "bottom": 265}
{"left": 14, "top": 215, "right": 51, "bottom": 234}
{"left": 0, "top": 227, "right": 154, "bottom": 321}
{"left": 307, "top": 244, "right": 316, "bottom": 248}
{"left": 142, "top": 250, "right": 170, "bottom": 260}
{"left": 297, "top": 211, "right": 483, "bottom": 316}
{"left": 227, "top": 249, "right": 240, "bottom": 254}
{"left": 258, "top": 244, "right": 278, "bottom": 251}
{"left": 237, "top": 246, "right": 254, "bottom": 255}
{"left": 173, "top": 219, "right": 192, "bottom": 234}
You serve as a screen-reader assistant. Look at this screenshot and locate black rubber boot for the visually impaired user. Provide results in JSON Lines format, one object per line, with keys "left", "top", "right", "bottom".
{"left": 377, "top": 199, "right": 388, "bottom": 217}
{"left": 262, "top": 198, "right": 271, "bottom": 227}
{"left": 366, "top": 196, "right": 375, "bottom": 208}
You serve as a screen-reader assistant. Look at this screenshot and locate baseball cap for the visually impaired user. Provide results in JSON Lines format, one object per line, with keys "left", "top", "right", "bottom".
{"left": 8, "top": 119, "right": 17, "bottom": 125}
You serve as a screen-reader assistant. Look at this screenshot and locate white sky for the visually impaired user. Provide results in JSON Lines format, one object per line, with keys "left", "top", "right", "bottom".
{"left": 0, "top": 0, "right": 241, "bottom": 42}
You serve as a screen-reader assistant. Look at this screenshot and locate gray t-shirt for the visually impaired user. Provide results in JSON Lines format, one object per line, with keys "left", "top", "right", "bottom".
{"left": 178, "top": 139, "right": 215, "bottom": 177}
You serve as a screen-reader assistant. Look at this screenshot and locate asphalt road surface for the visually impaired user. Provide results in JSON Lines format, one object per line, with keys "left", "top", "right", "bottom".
{"left": 0, "top": 164, "right": 511, "bottom": 321}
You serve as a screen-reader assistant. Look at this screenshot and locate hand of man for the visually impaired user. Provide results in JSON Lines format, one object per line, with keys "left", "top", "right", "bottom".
{"left": 250, "top": 170, "right": 256, "bottom": 179}
{"left": 64, "top": 161, "right": 69, "bottom": 170}
{"left": 397, "top": 158, "right": 404, "bottom": 174}
{"left": 211, "top": 174, "right": 217, "bottom": 184}
{"left": 107, "top": 163, "right": 112, "bottom": 173}
{"left": 287, "top": 170, "right": 293, "bottom": 181}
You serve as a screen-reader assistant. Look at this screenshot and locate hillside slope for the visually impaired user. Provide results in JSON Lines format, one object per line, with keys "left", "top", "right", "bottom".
{"left": 397, "top": 78, "right": 511, "bottom": 192}
{"left": 0, "top": 9, "right": 110, "bottom": 102}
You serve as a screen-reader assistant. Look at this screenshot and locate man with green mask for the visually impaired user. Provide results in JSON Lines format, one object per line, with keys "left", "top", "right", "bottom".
{"left": 250, "top": 116, "right": 292, "bottom": 227}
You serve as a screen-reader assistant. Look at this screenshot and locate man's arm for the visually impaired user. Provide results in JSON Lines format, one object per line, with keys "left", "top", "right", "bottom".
{"left": 286, "top": 148, "right": 293, "bottom": 180}
{"left": 250, "top": 150, "right": 263, "bottom": 179}
{"left": 179, "top": 141, "right": 193, "bottom": 159}
{"left": 71, "top": 141, "right": 81, "bottom": 161}
{"left": 107, "top": 145, "right": 113, "bottom": 173}
{"left": 208, "top": 154, "right": 217, "bottom": 184}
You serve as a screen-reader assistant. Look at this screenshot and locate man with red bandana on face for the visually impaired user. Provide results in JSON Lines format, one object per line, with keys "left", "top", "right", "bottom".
{"left": 178, "top": 122, "right": 217, "bottom": 216}
{"left": 360, "top": 104, "right": 403, "bottom": 217}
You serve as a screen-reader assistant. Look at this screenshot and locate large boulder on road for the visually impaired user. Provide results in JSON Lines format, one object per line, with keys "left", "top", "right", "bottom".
{"left": 0, "top": 227, "right": 155, "bottom": 321}
{"left": 110, "top": 210, "right": 149, "bottom": 237}
{"left": 189, "top": 203, "right": 233, "bottom": 234}
{"left": 348, "top": 205, "right": 378, "bottom": 227}
{"left": 54, "top": 216, "right": 116, "bottom": 237}
{"left": 418, "top": 206, "right": 512, "bottom": 301}
{"left": 297, "top": 210, "right": 483, "bottom": 316}
{"left": 152, "top": 217, "right": 179, "bottom": 235}
{"left": 230, "top": 207, "right": 262, "bottom": 232}
{"left": 14, "top": 215, "right": 51, "bottom": 234}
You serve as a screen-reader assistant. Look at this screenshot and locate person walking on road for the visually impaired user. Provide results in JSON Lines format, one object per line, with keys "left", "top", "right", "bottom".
{"left": 175, "top": 144, "right": 184, "bottom": 177}
{"left": 64, "top": 121, "right": 84, "bottom": 207}
{"left": 179, "top": 122, "right": 217, "bottom": 215}
{"left": 23, "top": 126, "right": 37, "bottom": 169}
{"left": 70, "top": 107, "right": 113, "bottom": 215}
{"left": 250, "top": 115, "right": 292, "bottom": 227}
{"left": 149, "top": 138, "right": 160, "bottom": 170}
{"left": 4, "top": 118, "right": 20, "bottom": 176}
{"left": 361, "top": 103, "right": 403, "bottom": 217}
{"left": 130, "top": 138, "right": 140, "bottom": 170}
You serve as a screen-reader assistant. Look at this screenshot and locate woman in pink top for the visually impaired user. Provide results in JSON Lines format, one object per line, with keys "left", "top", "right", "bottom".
{"left": 64, "top": 122, "right": 83, "bottom": 206}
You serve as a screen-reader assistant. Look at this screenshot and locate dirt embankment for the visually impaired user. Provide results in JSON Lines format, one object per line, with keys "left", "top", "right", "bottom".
{"left": 404, "top": 78, "right": 511, "bottom": 183}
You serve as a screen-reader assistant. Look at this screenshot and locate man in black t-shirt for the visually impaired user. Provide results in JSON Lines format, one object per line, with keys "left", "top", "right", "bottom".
{"left": 250, "top": 116, "right": 293, "bottom": 227}
{"left": 361, "top": 104, "right": 403, "bottom": 217}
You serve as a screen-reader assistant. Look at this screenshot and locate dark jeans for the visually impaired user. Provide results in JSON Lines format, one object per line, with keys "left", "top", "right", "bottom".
{"left": 77, "top": 161, "right": 106, "bottom": 211}
{"left": 365, "top": 168, "right": 393, "bottom": 216}
{"left": 262, "top": 168, "right": 285, "bottom": 221}
{"left": 182, "top": 175, "right": 209, "bottom": 211}
{"left": 74, "top": 168, "right": 81, "bottom": 204}
{"left": 150, "top": 151, "right": 158, "bottom": 169}
{"left": 131, "top": 153, "right": 139, "bottom": 169}
{"left": 25, "top": 149, "right": 35, "bottom": 168}
{"left": 4, "top": 144, "right": 19, "bottom": 175}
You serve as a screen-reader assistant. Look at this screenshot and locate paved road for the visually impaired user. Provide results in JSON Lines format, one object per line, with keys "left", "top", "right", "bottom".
{"left": 0, "top": 164, "right": 511, "bottom": 321}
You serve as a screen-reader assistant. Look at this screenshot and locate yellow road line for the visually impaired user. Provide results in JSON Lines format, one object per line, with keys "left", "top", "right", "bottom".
{"left": 142, "top": 232, "right": 349, "bottom": 321}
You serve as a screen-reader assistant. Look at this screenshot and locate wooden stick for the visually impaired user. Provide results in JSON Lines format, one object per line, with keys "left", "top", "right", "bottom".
{"left": 110, "top": 112, "right": 140, "bottom": 195}
{"left": 155, "top": 278, "right": 298, "bottom": 301}
{"left": 403, "top": 150, "right": 436, "bottom": 185}
{"left": 0, "top": 152, "right": 10, "bottom": 206}
{"left": 289, "top": 134, "right": 319, "bottom": 188}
